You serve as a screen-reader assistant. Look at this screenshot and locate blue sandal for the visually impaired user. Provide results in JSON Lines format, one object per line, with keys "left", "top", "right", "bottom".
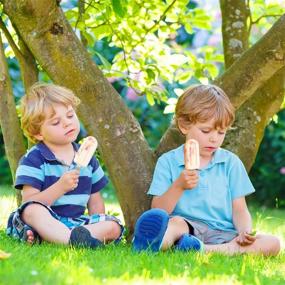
{"left": 132, "top": 208, "right": 169, "bottom": 252}
{"left": 175, "top": 233, "right": 204, "bottom": 252}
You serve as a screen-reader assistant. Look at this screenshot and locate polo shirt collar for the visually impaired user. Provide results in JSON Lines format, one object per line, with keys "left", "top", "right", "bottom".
{"left": 37, "top": 142, "right": 79, "bottom": 161}
{"left": 175, "top": 144, "right": 227, "bottom": 167}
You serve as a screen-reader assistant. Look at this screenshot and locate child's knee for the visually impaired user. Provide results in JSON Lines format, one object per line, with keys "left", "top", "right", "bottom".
{"left": 169, "top": 216, "right": 188, "bottom": 230}
{"left": 21, "top": 203, "right": 47, "bottom": 223}
{"left": 105, "top": 221, "right": 122, "bottom": 240}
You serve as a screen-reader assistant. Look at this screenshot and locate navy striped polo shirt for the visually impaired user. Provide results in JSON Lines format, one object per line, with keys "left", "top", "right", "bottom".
{"left": 15, "top": 142, "right": 108, "bottom": 218}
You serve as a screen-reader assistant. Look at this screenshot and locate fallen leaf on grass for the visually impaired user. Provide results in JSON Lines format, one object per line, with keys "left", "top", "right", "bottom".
{"left": 0, "top": 249, "right": 11, "bottom": 259}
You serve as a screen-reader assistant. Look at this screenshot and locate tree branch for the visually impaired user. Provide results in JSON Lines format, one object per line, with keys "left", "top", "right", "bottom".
{"left": 0, "top": 17, "right": 23, "bottom": 60}
{"left": 0, "top": 31, "right": 26, "bottom": 185}
{"left": 219, "top": 0, "right": 249, "bottom": 68}
{"left": 215, "top": 14, "right": 285, "bottom": 108}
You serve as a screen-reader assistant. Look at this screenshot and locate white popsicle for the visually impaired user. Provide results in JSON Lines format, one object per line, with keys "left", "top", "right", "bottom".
{"left": 184, "top": 138, "right": 200, "bottom": 170}
{"left": 74, "top": 136, "right": 98, "bottom": 168}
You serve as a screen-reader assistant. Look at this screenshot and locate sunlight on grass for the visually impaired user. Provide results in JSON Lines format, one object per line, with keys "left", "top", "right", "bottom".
{"left": 0, "top": 185, "right": 284, "bottom": 285}
{"left": 0, "top": 187, "right": 17, "bottom": 229}
{"left": 250, "top": 207, "right": 285, "bottom": 246}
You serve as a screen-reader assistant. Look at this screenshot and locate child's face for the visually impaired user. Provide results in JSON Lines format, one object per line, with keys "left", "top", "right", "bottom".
{"left": 182, "top": 118, "right": 227, "bottom": 159}
{"left": 34, "top": 103, "right": 80, "bottom": 147}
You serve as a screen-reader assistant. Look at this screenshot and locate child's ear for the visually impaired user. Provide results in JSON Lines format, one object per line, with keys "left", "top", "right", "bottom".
{"left": 177, "top": 118, "right": 190, "bottom": 135}
{"left": 34, "top": 133, "right": 43, "bottom": 141}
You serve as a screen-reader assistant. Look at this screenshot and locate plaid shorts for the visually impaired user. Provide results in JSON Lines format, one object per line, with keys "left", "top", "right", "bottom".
{"left": 6, "top": 201, "right": 124, "bottom": 243}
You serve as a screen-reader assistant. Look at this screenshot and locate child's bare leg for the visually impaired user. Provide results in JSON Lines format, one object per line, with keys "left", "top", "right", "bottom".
{"left": 160, "top": 216, "right": 189, "bottom": 250}
{"left": 22, "top": 203, "right": 71, "bottom": 244}
{"left": 205, "top": 234, "right": 280, "bottom": 256}
{"left": 84, "top": 221, "right": 122, "bottom": 243}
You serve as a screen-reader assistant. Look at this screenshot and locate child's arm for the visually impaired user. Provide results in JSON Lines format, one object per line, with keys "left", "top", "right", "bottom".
{"left": 87, "top": 192, "right": 105, "bottom": 215}
{"left": 151, "top": 170, "right": 198, "bottom": 213}
{"left": 232, "top": 197, "right": 256, "bottom": 245}
{"left": 22, "top": 169, "right": 80, "bottom": 205}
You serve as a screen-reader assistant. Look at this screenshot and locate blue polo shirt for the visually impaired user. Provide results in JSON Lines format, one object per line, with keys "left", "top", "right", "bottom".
{"left": 15, "top": 142, "right": 108, "bottom": 218}
{"left": 148, "top": 145, "right": 255, "bottom": 232}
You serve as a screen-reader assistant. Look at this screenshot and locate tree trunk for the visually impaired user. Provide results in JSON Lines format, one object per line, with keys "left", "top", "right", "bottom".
{"left": 2, "top": 0, "right": 154, "bottom": 233}
{"left": 223, "top": 68, "right": 285, "bottom": 170}
{"left": 0, "top": 32, "right": 26, "bottom": 185}
{"left": 220, "top": 0, "right": 249, "bottom": 67}
{"left": 0, "top": 15, "right": 38, "bottom": 203}
{"left": 220, "top": 0, "right": 285, "bottom": 170}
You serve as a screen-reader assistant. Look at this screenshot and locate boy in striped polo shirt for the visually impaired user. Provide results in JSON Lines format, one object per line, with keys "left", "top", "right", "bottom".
{"left": 6, "top": 82, "right": 123, "bottom": 248}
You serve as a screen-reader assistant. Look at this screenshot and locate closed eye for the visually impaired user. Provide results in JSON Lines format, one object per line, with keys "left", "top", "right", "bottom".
{"left": 201, "top": 130, "right": 210, "bottom": 134}
{"left": 51, "top": 120, "right": 60, "bottom": 126}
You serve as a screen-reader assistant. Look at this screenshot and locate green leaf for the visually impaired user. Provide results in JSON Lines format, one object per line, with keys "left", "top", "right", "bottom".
{"left": 176, "top": 70, "right": 193, "bottom": 84}
{"left": 146, "top": 91, "right": 155, "bottom": 106}
{"left": 146, "top": 68, "right": 156, "bottom": 81}
{"left": 184, "top": 23, "right": 193, "bottom": 34}
{"left": 94, "top": 51, "right": 112, "bottom": 70}
{"left": 92, "top": 25, "right": 111, "bottom": 40}
{"left": 82, "top": 31, "right": 95, "bottom": 47}
{"left": 112, "top": 0, "right": 126, "bottom": 18}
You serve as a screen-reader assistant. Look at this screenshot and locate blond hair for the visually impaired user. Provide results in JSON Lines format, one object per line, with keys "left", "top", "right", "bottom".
{"left": 175, "top": 84, "right": 235, "bottom": 133}
{"left": 20, "top": 82, "right": 80, "bottom": 143}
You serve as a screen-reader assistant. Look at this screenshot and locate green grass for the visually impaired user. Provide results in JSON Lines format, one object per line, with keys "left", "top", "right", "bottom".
{"left": 0, "top": 185, "right": 284, "bottom": 285}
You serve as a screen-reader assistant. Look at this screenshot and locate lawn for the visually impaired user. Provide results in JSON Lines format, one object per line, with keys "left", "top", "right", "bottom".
{"left": 0, "top": 185, "right": 284, "bottom": 285}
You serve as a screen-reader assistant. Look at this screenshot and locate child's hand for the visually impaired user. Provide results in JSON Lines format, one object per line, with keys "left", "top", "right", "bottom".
{"left": 176, "top": 170, "right": 199, "bottom": 190}
{"left": 236, "top": 231, "right": 257, "bottom": 246}
{"left": 58, "top": 169, "right": 80, "bottom": 192}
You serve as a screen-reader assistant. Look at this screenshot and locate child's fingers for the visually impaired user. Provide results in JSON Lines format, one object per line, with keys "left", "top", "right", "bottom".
{"left": 236, "top": 233, "right": 256, "bottom": 246}
{"left": 185, "top": 170, "right": 198, "bottom": 177}
{"left": 244, "top": 233, "right": 257, "bottom": 242}
{"left": 70, "top": 169, "right": 80, "bottom": 176}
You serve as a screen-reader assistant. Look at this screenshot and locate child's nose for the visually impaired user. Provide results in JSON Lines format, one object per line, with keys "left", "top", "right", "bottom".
{"left": 209, "top": 134, "right": 217, "bottom": 142}
{"left": 63, "top": 118, "right": 71, "bottom": 128}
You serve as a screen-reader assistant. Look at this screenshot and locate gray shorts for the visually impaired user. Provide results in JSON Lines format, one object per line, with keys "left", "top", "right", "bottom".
{"left": 184, "top": 218, "right": 238, "bottom": 244}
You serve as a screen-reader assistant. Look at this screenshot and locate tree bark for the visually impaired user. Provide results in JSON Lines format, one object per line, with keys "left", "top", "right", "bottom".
{"left": 220, "top": 0, "right": 249, "bottom": 68}
{"left": 220, "top": 0, "right": 285, "bottom": 170}
{"left": 0, "top": 32, "right": 26, "bottom": 184}
{"left": 215, "top": 13, "right": 285, "bottom": 108}
{"left": 2, "top": 0, "right": 154, "bottom": 232}
{"left": 223, "top": 68, "right": 285, "bottom": 170}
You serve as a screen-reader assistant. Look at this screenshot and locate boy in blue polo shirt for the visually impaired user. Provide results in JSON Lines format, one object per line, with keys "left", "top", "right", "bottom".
{"left": 133, "top": 84, "right": 280, "bottom": 256}
{"left": 6, "top": 82, "right": 123, "bottom": 248}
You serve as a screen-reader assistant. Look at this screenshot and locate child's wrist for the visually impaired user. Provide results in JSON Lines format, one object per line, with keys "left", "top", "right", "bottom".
{"left": 173, "top": 180, "right": 184, "bottom": 192}
{"left": 56, "top": 179, "right": 69, "bottom": 193}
